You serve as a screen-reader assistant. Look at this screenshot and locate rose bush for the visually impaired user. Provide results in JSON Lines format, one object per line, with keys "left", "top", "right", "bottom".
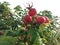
{"left": 0, "top": 1, "right": 60, "bottom": 45}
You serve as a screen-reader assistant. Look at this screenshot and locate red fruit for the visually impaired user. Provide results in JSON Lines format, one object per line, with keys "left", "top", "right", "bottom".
{"left": 44, "top": 16, "right": 49, "bottom": 23}
{"left": 37, "top": 16, "right": 46, "bottom": 24}
{"left": 0, "top": 31, "right": 3, "bottom": 35}
{"left": 24, "top": 15, "right": 32, "bottom": 23}
{"left": 28, "top": 8, "right": 37, "bottom": 16}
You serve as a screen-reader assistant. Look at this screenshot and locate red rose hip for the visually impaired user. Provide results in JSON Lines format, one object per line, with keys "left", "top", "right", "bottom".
{"left": 28, "top": 8, "right": 37, "bottom": 16}
{"left": 44, "top": 16, "right": 49, "bottom": 23}
{"left": 37, "top": 16, "right": 46, "bottom": 24}
{"left": 24, "top": 15, "right": 32, "bottom": 23}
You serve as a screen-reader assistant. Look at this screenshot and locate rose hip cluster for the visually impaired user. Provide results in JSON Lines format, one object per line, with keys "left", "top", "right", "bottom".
{"left": 24, "top": 7, "right": 49, "bottom": 24}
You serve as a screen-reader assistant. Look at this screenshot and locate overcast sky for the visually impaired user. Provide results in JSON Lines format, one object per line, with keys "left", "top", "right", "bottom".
{"left": 0, "top": 0, "right": 60, "bottom": 16}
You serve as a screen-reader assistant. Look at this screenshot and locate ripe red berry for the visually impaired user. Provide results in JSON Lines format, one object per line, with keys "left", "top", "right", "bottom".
{"left": 36, "top": 16, "right": 46, "bottom": 24}
{"left": 44, "top": 16, "right": 49, "bottom": 23}
{"left": 24, "top": 15, "right": 32, "bottom": 23}
{"left": 28, "top": 8, "right": 37, "bottom": 16}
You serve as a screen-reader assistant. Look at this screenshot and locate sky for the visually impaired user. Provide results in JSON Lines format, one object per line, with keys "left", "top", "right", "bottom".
{"left": 0, "top": 0, "right": 60, "bottom": 16}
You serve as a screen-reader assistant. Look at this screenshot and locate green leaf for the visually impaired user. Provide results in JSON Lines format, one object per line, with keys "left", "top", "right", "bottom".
{"left": 33, "top": 35, "right": 44, "bottom": 45}
{"left": 0, "top": 36, "right": 17, "bottom": 45}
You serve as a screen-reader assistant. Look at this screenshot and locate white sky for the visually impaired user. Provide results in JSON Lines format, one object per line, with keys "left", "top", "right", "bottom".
{"left": 0, "top": 0, "right": 60, "bottom": 16}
